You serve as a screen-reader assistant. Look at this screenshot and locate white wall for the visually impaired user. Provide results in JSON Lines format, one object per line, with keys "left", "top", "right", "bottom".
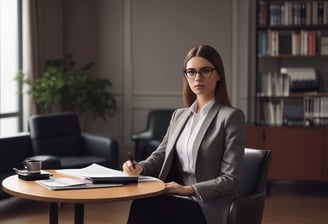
{"left": 42, "top": 0, "right": 252, "bottom": 163}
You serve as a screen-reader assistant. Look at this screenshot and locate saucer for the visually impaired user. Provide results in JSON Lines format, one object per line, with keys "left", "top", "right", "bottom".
{"left": 17, "top": 171, "right": 52, "bottom": 181}
{"left": 13, "top": 168, "right": 41, "bottom": 175}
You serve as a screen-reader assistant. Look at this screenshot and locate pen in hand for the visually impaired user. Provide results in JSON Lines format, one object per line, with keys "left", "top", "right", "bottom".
{"left": 128, "top": 151, "right": 136, "bottom": 169}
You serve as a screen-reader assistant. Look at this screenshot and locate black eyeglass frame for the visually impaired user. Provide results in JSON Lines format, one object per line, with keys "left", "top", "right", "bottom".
{"left": 184, "top": 67, "right": 216, "bottom": 79}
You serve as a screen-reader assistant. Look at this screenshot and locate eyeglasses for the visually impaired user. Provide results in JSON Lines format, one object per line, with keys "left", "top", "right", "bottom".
{"left": 184, "top": 67, "right": 216, "bottom": 79}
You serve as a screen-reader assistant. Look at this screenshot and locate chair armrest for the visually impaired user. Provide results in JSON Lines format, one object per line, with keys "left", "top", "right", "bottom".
{"left": 0, "top": 133, "right": 34, "bottom": 172}
{"left": 82, "top": 133, "right": 119, "bottom": 169}
{"left": 228, "top": 192, "right": 266, "bottom": 224}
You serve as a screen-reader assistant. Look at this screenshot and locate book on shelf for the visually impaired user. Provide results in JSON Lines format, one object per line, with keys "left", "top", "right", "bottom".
{"left": 304, "top": 96, "right": 328, "bottom": 126}
{"left": 279, "top": 31, "right": 292, "bottom": 55}
{"left": 259, "top": 1, "right": 268, "bottom": 26}
{"left": 258, "top": 31, "right": 268, "bottom": 56}
{"left": 318, "top": 1, "right": 325, "bottom": 24}
{"left": 292, "top": 31, "right": 301, "bottom": 55}
{"left": 271, "top": 30, "right": 279, "bottom": 56}
{"left": 300, "top": 30, "right": 308, "bottom": 56}
{"left": 258, "top": 0, "right": 328, "bottom": 26}
{"left": 259, "top": 30, "right": 318, "bottom": 56}
{"left": 308, "top": 31, "right": 317, "bottom": 56}
{"left": 320, "top": 35, "right": 328, "bottom": 55}
{"left": 260, "top": 30, "right": 280, "bottom": 56}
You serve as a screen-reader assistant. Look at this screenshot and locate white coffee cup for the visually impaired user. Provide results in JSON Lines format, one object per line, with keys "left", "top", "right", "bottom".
{"left": 23, "top": 160, "right": 41, "bottom": 173}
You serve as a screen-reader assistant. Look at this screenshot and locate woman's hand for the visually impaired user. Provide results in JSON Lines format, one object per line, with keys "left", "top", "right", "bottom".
{"left": 122, "top": 160, "right": 143, "bottom": 176}
{"left": 165, "top": 182, "right": 195, "bottom": 196}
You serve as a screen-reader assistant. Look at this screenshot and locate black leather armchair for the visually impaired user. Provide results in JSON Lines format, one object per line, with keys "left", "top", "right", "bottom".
{"left": 131, "top": 109, "right": 174, "bottom": 161}
{"left": 28, "top": 112, "right": 119, "bottom": 169}
{"left": 0, "top": 133, "right": 33, "bottom": 198}
{"left": 227, "top": 148, "right": 272, "bottom": 224}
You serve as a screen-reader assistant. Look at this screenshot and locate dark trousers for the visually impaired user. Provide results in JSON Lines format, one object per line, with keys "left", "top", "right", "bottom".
{"left": 127, "top": 195, "right": 207, "bottom": 224}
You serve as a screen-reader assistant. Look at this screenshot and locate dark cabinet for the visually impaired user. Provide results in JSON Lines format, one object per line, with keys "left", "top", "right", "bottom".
{"left": 246, "top": 125, "right": 325, "bottom": 181}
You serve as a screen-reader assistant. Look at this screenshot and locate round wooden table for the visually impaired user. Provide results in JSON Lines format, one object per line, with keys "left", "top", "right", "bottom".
{"left": 2, "top": 170, "right": 165, "bottom": 224}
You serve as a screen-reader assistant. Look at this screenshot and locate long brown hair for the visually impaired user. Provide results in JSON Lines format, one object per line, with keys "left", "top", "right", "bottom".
{"left": 183, "top": 45, "right": 231, "bottom": 107}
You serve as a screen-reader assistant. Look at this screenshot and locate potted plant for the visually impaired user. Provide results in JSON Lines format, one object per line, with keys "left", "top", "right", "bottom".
{"left": 17, "top": 54, "right": 117, "bottom": 126}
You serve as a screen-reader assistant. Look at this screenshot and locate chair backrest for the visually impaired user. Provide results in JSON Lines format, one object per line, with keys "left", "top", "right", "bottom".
{"left": 146, "top": 109, "right": 174, "bottom": 140}
{"left": 28, "top": 112, "right": 82, "bottom": 156}
{"left": 227, "top": 148, "right": 271, "bottom": 224}
{"left": 239, "top": 148, "right": 272, "bottom": 196}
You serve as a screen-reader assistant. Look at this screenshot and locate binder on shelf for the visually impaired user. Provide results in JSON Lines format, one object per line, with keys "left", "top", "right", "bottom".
{"left": 258, "top": 71, "right": 289, "bottom": 97}
{"left": 283, "top": 98, "right": 305, "bottom": 126}
{"left": 280, "top": 67, "right": 319, "bottom": 93}
{"left": 263, "top": 100, "right": 283, "bottom": 126}
{"left": 280, "top": 69, "right": 290, "bottom": 96}
{"left": 262, "top": 72, "right": 272, "bottom": 96}
{"left": 278, "top": 32, "right": 292, "bottom": 55}
{"left": 320, "top": 36, "right": 328, "bottom": 55}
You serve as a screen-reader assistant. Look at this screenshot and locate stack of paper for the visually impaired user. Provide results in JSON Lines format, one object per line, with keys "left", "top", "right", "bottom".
{"left": 36, "top": 164, "right": 158, "bottom": 190}
{"left": 56, "top": 163, "right": 138, "bottom": 184}
{"left": 36, "top": 178, "right": 122, "bottom": 190}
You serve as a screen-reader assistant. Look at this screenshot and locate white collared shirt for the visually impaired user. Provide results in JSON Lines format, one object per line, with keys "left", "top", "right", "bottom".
{"left": 176, "top": 99, "right": 215, "bottom": 174}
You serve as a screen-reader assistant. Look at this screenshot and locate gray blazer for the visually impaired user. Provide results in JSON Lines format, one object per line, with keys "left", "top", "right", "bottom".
{"left": 140, "top": 103, "right": 245, "bottom": 224}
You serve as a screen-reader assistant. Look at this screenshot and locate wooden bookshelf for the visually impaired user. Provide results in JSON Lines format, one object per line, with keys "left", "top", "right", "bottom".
{"left": 256, "top": 0, "right": 328, "bottom": 126}
{"left": 252, "top": 0, "right": 328, "bottom": 182}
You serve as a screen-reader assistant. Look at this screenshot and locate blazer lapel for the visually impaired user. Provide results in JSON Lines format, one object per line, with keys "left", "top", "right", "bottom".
{"left": 192, "top": 103, "right": 221, "bottom": 163}
{"left": 165, "top": 110, "right": 192, "bottom": 158}
{"left": 159, "top": 109, "right": 191, "bottom": 180}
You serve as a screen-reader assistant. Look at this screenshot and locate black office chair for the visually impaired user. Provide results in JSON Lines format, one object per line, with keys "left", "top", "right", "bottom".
{"left": 28, "top": 112, "right": 119, "bottom": 169}
{"left": 227, "top": 148, "right": 272, "bottom": 224}
{"left": 131, "top": 109, "right": 174, "bottom": 161}
{"left": 0, "top": 133, "right": 34, "bottom": 198}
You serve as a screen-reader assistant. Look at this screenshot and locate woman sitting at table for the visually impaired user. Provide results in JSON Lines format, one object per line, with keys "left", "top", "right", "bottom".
{"left": 123, "top": 45, "right": 245, "bottom": 224}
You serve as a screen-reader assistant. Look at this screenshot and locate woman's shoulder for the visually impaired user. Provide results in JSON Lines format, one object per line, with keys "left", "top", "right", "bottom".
{"left": 217, "top": 105, "right": 245, "bottom": 120}
{"left": 219, "top": 105, "right": 243, "bottom": 113}
{"left": 171, "top": 107, "right": 190, "bottom": 118}
{"left": 174, "top": 107, "right": 189, "bottom": 114}
{"left": 218, "top": 105, "right": 245, "bottom": 121}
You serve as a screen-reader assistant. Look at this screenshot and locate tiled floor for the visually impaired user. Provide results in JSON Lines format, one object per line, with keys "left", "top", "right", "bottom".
{"left": 0, "top": 182, "right": 327, "bottom": 224}
{"left": 262, "top": 182, "right": 328, "bottom": 224}
{"left": 0, "top": 197, "right": 131, "bottom": 224}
